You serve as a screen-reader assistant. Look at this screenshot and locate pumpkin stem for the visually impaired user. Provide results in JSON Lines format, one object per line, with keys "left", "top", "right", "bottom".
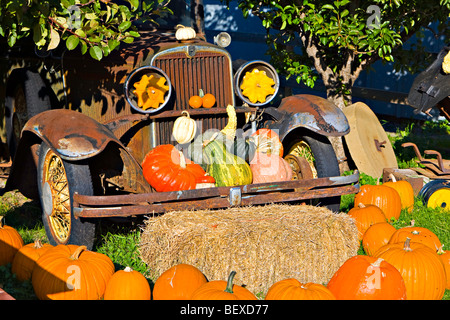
{"left": 371, "top": 258, "right": 384, "bottom": 267}
{"left": 437, "top": 245, "right": 445, "bottom": 255}
{"left": 0, "top": 216, "right": 4, "bottom": 228}
{"left": 178, "top": 151, "right": 187, "bottom": 169}
{"left": 70, "top": 245, "right": 87, "bottom": 260}
{"left": 124, "top": 266, "right": 133, "bottom": 272}
{"left": 388, "top": 173, "right": 397, "bottom": 183}
{"left": 410, "top": 220, "right": 415, "bottom": 227}
{"left": 357, "top": 203, "right": 366, "bottom": 208}
{"left": 224, "top": 271, "right": 237, "bottom": 294}
{"left": 403, "top": 238, "right": 412, "bottom": 252}
{"left": 33, "top": 239, "right": 44, "bottom": 249}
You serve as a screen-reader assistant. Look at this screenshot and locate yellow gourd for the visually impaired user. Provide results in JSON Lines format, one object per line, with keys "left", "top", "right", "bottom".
{"left": 133, "top": 73, "right": 169, "bottom": 110}
{"left": 220, "top": 104, "right": 237, "bottom": 141}
{"left": 443, "top": 51, "right": 450, "bottom": 74}
{"left": 240, "top": 68, "right": 275, "bottom": 104}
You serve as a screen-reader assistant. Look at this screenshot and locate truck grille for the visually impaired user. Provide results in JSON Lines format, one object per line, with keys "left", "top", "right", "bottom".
{"left": 152, "top": 47, "right": 235, "bottom": 145}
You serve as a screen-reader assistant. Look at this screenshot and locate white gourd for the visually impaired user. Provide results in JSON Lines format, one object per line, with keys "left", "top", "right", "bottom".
{"left": 173, "top": 111, "right": 197, "bottom": 144}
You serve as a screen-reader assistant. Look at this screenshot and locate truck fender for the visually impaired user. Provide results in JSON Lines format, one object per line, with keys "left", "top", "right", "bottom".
{"left": 4, "top": 109, "right": 140, "bottom": 199}
{"left": 264, "top": 94, "right": 350, "bottom": 140}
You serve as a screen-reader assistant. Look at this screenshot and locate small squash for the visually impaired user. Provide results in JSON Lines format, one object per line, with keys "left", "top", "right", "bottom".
{"left": 133, "top": 73, "right": 169, "bottom": 110}
{"left": 175, "top": 24, "right": 196, "bottom": 41}
{"left": 347, "top": 203, "right": 386, "bottom": 241}
{"left": 0, "top": 216, "right": 24, "bottom": 266}
{"left": 11, "top": 239, "right": 53, "bottom": 281}
{"left": 240, "top": 68, "right": 275, "bottom": 104}
{"left": 327, "top": 255, "right": 407, "bottom": 300}
{"left": 202, "top": 93, "right": 216, "bottom": 108}
{"left": 104, "top": 267, "right": 151, "bottom": 300}
{"left": 383, "top": 174, "right": 414, "bottom": 213}
{"left": 250, "top": 152, "right": 293, "bottom": 184}
{"left": 172, "top": 111, "right": 197, "bottom": 144}
{"left": 265, "top": 279, "right": 335, "bottom": 300}
{"left": 354, "top": 184, "right": 402, "bottom": 221}
{"left": 153, "top": 264, "right": 207, "bottom": 300}
{"left": 191, "top": 271, "right": 257, "bottom": 300}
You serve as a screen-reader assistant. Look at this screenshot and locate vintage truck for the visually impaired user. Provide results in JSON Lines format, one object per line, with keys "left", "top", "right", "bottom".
{"left": 0, "top": 0, "right": 359, "bottom": 249}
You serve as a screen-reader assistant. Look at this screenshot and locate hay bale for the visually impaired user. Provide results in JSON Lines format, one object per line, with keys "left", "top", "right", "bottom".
{"left": 139, "top": 204, "right": 358, "bottom": 295}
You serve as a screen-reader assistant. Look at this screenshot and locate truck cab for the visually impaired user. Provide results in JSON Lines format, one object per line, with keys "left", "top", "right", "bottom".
{"left": 0, "top": 0, "right": 358, "bottom": 249}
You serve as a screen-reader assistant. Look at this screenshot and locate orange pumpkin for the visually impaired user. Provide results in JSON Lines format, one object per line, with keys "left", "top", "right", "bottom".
{"left": 354, "top": 184, "right": 402, "bottom": 221}
{"left": 362, "top": 222, "right": 397, "bottom": 256}
{"left": 437, "top": 246, "right": 450, "bottom": 289}
{"left": 383, "top": 174, "right": 414, "bottom": 213}
{"left": 327, "top": 255, "right": 407, "bottom": 300}
{"left": 153, "top": 264, "right": 207, "bottom": 300}
{"left": 104, "top": 267, "right": 151, "bottom": 300}
{"left": 32, "top": 245, "right": 115, "bottom": 300}
{"left": 191, "top": 271, "right": 257, "bottom": 300}
{"left": 347, "top": 203, "right": 386, "bottom": 241}
{"left": 265, "top": 279, "right": 335, "bottom": 300}
{"left": 189, "top": 95, "right": 203, "bottom": 109}
{"left": 11, "top": 239, "right": 53, "bottom": 281}
{"left": 374, "top": 238, "right": 446, "bottom": 300}
{"left": 142, "top": 144, "right": 208, "bottom": 192}
{"left": 0, "top": 216, "right": 24, "bottom": 266}
{"left": 388, "top": 222, "right": 442, "bottom": 252}
{"left": 202, "top": 93, "right": 216, "bottom": 108}
{"left": 250, "top": 152, "right": 293, "bottom": 183}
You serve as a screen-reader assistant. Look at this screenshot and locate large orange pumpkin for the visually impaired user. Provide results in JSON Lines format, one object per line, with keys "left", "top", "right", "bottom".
{"left": 142, "top": 144, "right": 207, "bottom": 192}
{"left": 191, "top": 271, "right": 257, "bottom": 300}
{"left": 152, "top": 264, "right": 207, "bottom": 300}
{"left": 354, "top": 184, "right": 402, "bottom": 221}
{"left": 0, "top": 216, "right": 24, "bottom": 266}
{"left": 362, "top": 222, "right": 397, "bottom": 256}
{"left": 32, "top": 245, "right": 115, "bottom": 300}
{"left": 374, "top": 238, "right": 446, "bottom": 300}
{"left": 104, "top": 267, "right": 151, "bottom": 300}
{"left": 437, "top": 246, "right": 450, "bottom": 289}
{"left": 347, "top": 203, "right": 386, "bottom": 241}
{"left": 250, "top": 152, "right": 293, "bottom": 183}
{"left": 383, "top": 174, "right": 414, "bottom": 213}
{"left": 265, "top": 279, "right": 335, "bottom": 300}
{"left": 327, "top": 255, "right": 407, "bottom": 300}
{"left": 11, "top": 239, "right": 53, "bottom": 281}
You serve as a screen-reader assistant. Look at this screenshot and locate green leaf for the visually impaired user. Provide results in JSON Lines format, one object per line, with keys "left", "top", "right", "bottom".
{"left": 322, "top": 4, "right": 334, "bottom": 10}
{"left": 66, "top": 34, "right": 79, "bottom": 50}
{"left": 118, "top": 21, "right": 131, "bottom": 32}
{"left": 89, "top": 45, "right": 103, "bottom": 61}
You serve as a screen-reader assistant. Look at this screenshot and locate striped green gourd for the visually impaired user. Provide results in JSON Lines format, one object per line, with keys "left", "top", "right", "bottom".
{"left": 203, "top": 139, "right": 252, "bottom": 187}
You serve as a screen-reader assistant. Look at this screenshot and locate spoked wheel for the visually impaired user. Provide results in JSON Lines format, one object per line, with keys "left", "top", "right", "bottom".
{"left": 38, "top": 142, "right": 96, "bottom": 249}
{"left": 284, "top": 132, "right": 341, "bottom": 212}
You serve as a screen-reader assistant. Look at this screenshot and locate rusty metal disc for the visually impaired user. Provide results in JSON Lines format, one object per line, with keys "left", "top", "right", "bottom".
{"left": 343, "top": 102, "right": 398, "bottom": 178}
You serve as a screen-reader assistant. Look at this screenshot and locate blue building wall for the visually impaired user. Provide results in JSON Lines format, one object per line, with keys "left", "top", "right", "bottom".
{"left": 203, "top": 0, "right": 448, "bottom": 121}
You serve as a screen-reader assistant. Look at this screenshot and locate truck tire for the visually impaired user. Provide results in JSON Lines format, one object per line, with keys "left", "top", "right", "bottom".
{"left": 284, "top": 131, "right": 341, "bottom": 212}
{"left": 37, "top": 142, "right": 96, "bottom": 250}
{"left": 5, "top": 69, "right": 51, "bottom": 159}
